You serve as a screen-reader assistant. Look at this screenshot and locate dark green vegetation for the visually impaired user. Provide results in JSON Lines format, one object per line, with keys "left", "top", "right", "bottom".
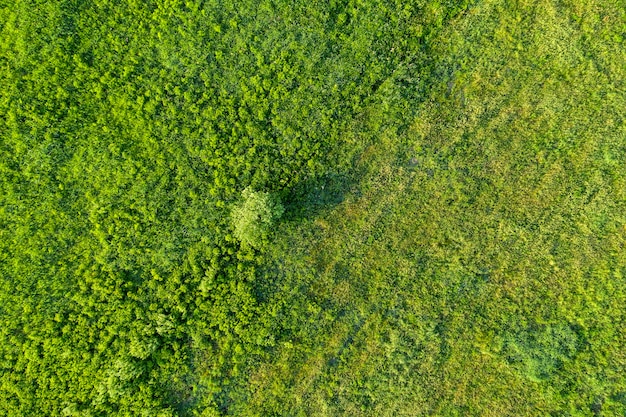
{"left": 1, "top": 0, "right": 625, "bottom": 415}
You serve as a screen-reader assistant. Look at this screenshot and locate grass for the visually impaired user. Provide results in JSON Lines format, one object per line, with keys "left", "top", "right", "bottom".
{"left": 240, "top": 0, "right": 626, "bottom": 415}
{"left": 1, "top": 0, "right": 625, "bottom": 415}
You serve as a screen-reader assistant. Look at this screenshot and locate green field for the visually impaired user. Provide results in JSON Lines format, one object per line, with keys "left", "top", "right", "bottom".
{"left": 1, "top": 0, "right": 625, "bottom": 415}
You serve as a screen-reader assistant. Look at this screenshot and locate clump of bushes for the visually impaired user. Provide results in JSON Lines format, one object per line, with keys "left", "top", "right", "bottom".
{"left": 231, "top": 188, "right": 284, "bottom": 248}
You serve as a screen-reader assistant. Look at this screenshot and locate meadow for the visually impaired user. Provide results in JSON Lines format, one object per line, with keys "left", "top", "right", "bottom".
{"left": 1, "top": 0, "right": 625, "bottom": 415}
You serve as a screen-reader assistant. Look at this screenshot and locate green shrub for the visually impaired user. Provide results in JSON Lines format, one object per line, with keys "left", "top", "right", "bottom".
{"left": 231, "top": 188, "right": 284, "bottom": 248}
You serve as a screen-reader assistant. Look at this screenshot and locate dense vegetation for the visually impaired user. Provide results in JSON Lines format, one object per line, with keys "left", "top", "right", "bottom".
{"left": 1, "top": 0, "right": 625, "bottom": 415}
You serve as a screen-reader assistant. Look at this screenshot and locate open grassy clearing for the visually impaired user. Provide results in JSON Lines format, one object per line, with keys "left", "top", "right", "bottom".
{"left": 247, "top": 1, "right": 626, "bottom": 415}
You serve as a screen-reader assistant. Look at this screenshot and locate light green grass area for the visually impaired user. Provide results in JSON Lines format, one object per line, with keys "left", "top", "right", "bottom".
{"left": 249, "top": 1, "right": 626, "bottom": 415}
{"left": 1, "top": 0, "right": 625, "bottom": 416}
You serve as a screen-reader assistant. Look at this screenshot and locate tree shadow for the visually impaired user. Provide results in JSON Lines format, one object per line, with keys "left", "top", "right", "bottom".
{"left": 280, "top": 171, "right": 357, "bottom": 221}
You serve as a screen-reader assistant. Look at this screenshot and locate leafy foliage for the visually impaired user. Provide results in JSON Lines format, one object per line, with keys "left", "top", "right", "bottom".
{"left": 231, "top": 188, "right": 284, "bottom": 248}
{"left": 1, "top": 0, "right": 625, "bottom": 415}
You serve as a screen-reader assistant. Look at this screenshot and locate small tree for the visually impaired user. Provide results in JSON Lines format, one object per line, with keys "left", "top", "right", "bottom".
{"left": 231, "top": 187, "right": 284, "bottom": 248}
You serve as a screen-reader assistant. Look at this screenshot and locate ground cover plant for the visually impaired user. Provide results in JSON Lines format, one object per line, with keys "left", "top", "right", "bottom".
{"left": 1, "top": 0, "right": 625, "bottom": 415}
